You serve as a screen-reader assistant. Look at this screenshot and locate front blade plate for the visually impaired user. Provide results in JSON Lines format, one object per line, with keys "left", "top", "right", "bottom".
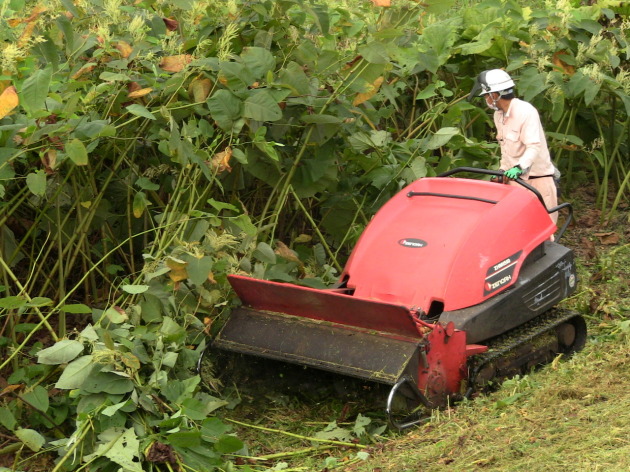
{"left": 214, "top": 307, "right": 421, "bottom": 385}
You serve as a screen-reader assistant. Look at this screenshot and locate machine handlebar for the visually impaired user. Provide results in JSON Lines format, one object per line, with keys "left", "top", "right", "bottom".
{"left": 437, "top": 167, "right": 573, "bottom": 241}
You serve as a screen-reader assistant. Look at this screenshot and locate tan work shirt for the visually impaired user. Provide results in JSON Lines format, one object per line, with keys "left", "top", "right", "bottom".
{"left": 494, "top": 98, "right": 554, "bottom": 177}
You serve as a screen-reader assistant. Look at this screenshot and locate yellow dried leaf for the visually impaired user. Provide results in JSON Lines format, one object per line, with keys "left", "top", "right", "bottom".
{"left": 294, "top": 234, "right": 312, "bottom": 244}
{"left": 166, "top": 256, "right": 188, "bottom": 282}
{"left": 8, "top": 5, "right": 47, "bottom": 27}
{"left": 211, "top": 147, "right": 232, "bottom": 173}
{"left": 353, "top": 76, "right": 384, "bottom": 106}
{"left": 207, "top": 271, "right": 217, "bottom": 284}
{"left": 0, "top": 86, "right": 19, "bottom": 120}
{"left": 595, "top": 232, "right": 620, "bottom": 245}
{"left": 120, "top": 352, "right": 140, "bottom": 371}
{"left": 163, "top": 17, "right": 179, "bottom": 31}
{"left": 127, "top": 81, "right": 141, "bottom": 94}
{"left": 18, "top": 22, "right": 36, "bottom": 47}
{"left": 552, "top": 51, "right": 575, "bottom": 75}
{"left": 189, "top": 77, "right": 212, "bottom": 102}
{"left": 165, "top": 256, "right": 187, "bottom": 271}
{"left": 371, "top": 0, "right": 391, "bottom": 6}
{"left": 127, "top": 87, "right": 153, "bottom": 98}
{"left": 203, "top": 316, "right": 213, "bottom": 335}
{"left": 1, "top": 384, "right": 23, "bottom": 396}
{"left": 71, "top": 63, "right": 96, "bottom": 80}
{"left": 40, "top": 148, "right": 57, "bottom": 174}
{"left": 169, "top": 269, "right": 188, "bottom": 282}
{"left": 25, "top": 5, "right": 47, "bottom": 22}
{"left": 275, "top": 241, "right": 302, "bottom": 265}
{"left": 115, "top": 41, "right": 133, "bottom": 58}
{"left": 159, "top": 54, "right": 193, "bottom": 73}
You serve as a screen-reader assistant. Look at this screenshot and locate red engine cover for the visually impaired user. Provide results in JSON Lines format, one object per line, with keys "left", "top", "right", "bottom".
{"left": 341, "top": 178, "right": 555, "bottom": 314}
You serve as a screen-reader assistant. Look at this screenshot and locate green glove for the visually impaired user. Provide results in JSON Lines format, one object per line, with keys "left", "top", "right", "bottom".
{"left": 504, "top": 165, "right": 523, "bottom": 180}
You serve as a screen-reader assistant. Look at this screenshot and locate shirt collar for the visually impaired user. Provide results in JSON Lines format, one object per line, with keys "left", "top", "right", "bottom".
{"left": 505, "top": 98, "right": 516, "bottom": 117}
{"left": 499, "top": 98, "right": 516, "bottom": 124}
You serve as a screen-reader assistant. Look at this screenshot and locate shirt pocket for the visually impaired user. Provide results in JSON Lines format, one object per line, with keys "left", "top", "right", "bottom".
{"left": 501, "top": 129, "right": 524, "bottom": 157}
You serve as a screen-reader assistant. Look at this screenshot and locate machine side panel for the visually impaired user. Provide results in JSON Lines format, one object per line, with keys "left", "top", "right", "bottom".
{"left": 438, "top": 242, "right": 577, "bottom": 343}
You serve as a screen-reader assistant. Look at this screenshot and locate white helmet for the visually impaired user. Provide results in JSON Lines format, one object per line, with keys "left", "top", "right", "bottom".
{"left": 477, "top": 69, "right": 515, "bottom": 95}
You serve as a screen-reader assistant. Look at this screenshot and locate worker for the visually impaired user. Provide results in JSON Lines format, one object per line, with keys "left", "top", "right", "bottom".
{"left": 473, "top": 69, "right": 559, "bottom": 225}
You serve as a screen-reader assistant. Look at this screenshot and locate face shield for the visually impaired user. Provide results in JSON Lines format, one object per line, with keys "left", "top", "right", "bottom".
{"left": 467, "top": 71, "right": 489, "bottom": 102}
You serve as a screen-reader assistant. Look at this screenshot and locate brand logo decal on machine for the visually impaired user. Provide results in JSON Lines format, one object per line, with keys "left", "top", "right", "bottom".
{"left": 484, "top": 250, "right": 522, "bottom": 296}
{"left": 398, "top": 238, "right": 428, "bottom": 248}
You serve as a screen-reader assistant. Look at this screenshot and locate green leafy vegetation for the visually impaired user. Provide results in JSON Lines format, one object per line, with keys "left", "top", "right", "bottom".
{"left": 0, "top": 0, "right": 628, "bottom": 470}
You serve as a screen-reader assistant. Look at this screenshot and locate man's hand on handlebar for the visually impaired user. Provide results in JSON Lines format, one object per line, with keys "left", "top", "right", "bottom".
{"left": 504, "top": 165, "right": 523, "bottom": 180}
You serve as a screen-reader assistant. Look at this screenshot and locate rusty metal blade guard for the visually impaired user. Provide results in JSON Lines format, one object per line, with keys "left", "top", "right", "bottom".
{"left": 213, "top": 275, "right": 424, "bottom": 384}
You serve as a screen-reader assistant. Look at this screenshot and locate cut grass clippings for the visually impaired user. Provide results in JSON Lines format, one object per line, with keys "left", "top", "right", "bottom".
{"left": 219, "top": 328, "right": 630, "bottom": 472}
{"left": 357, "top": 333, "right": 630, "bottom": 472}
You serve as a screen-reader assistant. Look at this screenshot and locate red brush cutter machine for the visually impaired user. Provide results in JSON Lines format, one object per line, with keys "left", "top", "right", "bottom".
{"left": 209, "top": 168, "right": 586, "bottom": 428}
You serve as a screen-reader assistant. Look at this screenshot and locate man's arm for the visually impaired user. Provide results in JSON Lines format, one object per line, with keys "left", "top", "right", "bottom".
{"left": 517, "top": 110, "right": 544, "bottom": 171}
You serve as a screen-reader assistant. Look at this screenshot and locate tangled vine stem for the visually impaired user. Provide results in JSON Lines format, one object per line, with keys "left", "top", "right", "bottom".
{"left": 225, "top": 418, "right": 368, "bottom": 449}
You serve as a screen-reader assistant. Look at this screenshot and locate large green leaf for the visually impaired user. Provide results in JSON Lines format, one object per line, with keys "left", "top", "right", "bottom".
{"left": 60, "top": 303, "right": 92, "bottom": 314}
{"left": 459, "top": 28, "right": 496, "bottom": 56}
{"left": 20, "top": 386, "right": 49, "bottom": 413}
{"left": 132, "top": 191, "right": 150, "bottom": 218}
{"left": 85, "top": 428, "right": 142, "bottom": 472}
{"left": 0, "top": 407, "right": 16, "bottom": 431}
{"left": 74, "top": 120, "right": 116, "bottom": 139}
{"left": 121, "top": 284, "right": 149, "bottom": 294}
{"left": 240, "top": 47, "right": 276, "bottom": 80}
{"left": 55, "top": 355, "right": 95, "bottom": 389}
{"left": 583, "top": 78, "right": 601, "bottom": 106}
{"left": 207, "top": 90, "right": 243, "bottom": 131}
{"left": 218, "top": 62, "right": 254, "bottom": 92}
{"left": 65, "top": 138, "right": 88, "bottom": 165}
{"left": 253, "top": 242, "right": 276, "bottom": 264}
{"left": 38, "top": 340, "right": 85, "bottom": 365}
{"left": 20, "top": 67, "right": 52, "bottom": 115}
{"left": 168, "top": 430, "right": 201, "bottom": 448}
{"left": 126, "top": 104, "right": 156, "bottom": 120}
{"left": 301, "top": 114, "right": 342, "bottom": 124}
{"left": 614, "top": 90, "right": 630, "bottom": 116}
{"left": 303, "top": 3, "right": 330, "bottom": 35}
{"left": 358, "top": 42, "right": 390, "bottom": 64}
{"left": 172, "top": 444, "right": 223, "bottom": 470}
{"left": 81, "top": 371, "right": 134, "bottom": 394}
{"left": 26, "top": 171, "right": 46, "bottom": 197}
{"left": 426, "top": 127, "right": 460, "bottom": 150}
{"left": 16, "top": 428, "right": 46, "bottom": 452}
{"left": 517, "top": 68, "right": 549, "bottom": 102}
{"left": 293, "top": 156, "right": 338, "bottom": 198}
{"left": 215, "top": 434, "right": 244, "bottom": 454}
{"left": 25, "top": 297, "right": 53, "bottom": 307}
{"left": 162, "top": 376, "right": 201, "bottom": 404}
{"left": 425, "top": 0, "right": 457, "bottom": 14}
{"left": 182, "top": 255, "right": 214, "bottom": 286}
{"left": 0, "top": 296, "right": 26, "bottom": 309}
{"left": 278, "top": 61, "right": 312, "bottom": 95}
{"left": 201, "top": 417, "right": 231, "bottom": 440}
{"left": 344, "top": 62, "right": 387, "bottom": 93}
{"left": 243, "top": 90, "right": 282, "bottom": 121}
